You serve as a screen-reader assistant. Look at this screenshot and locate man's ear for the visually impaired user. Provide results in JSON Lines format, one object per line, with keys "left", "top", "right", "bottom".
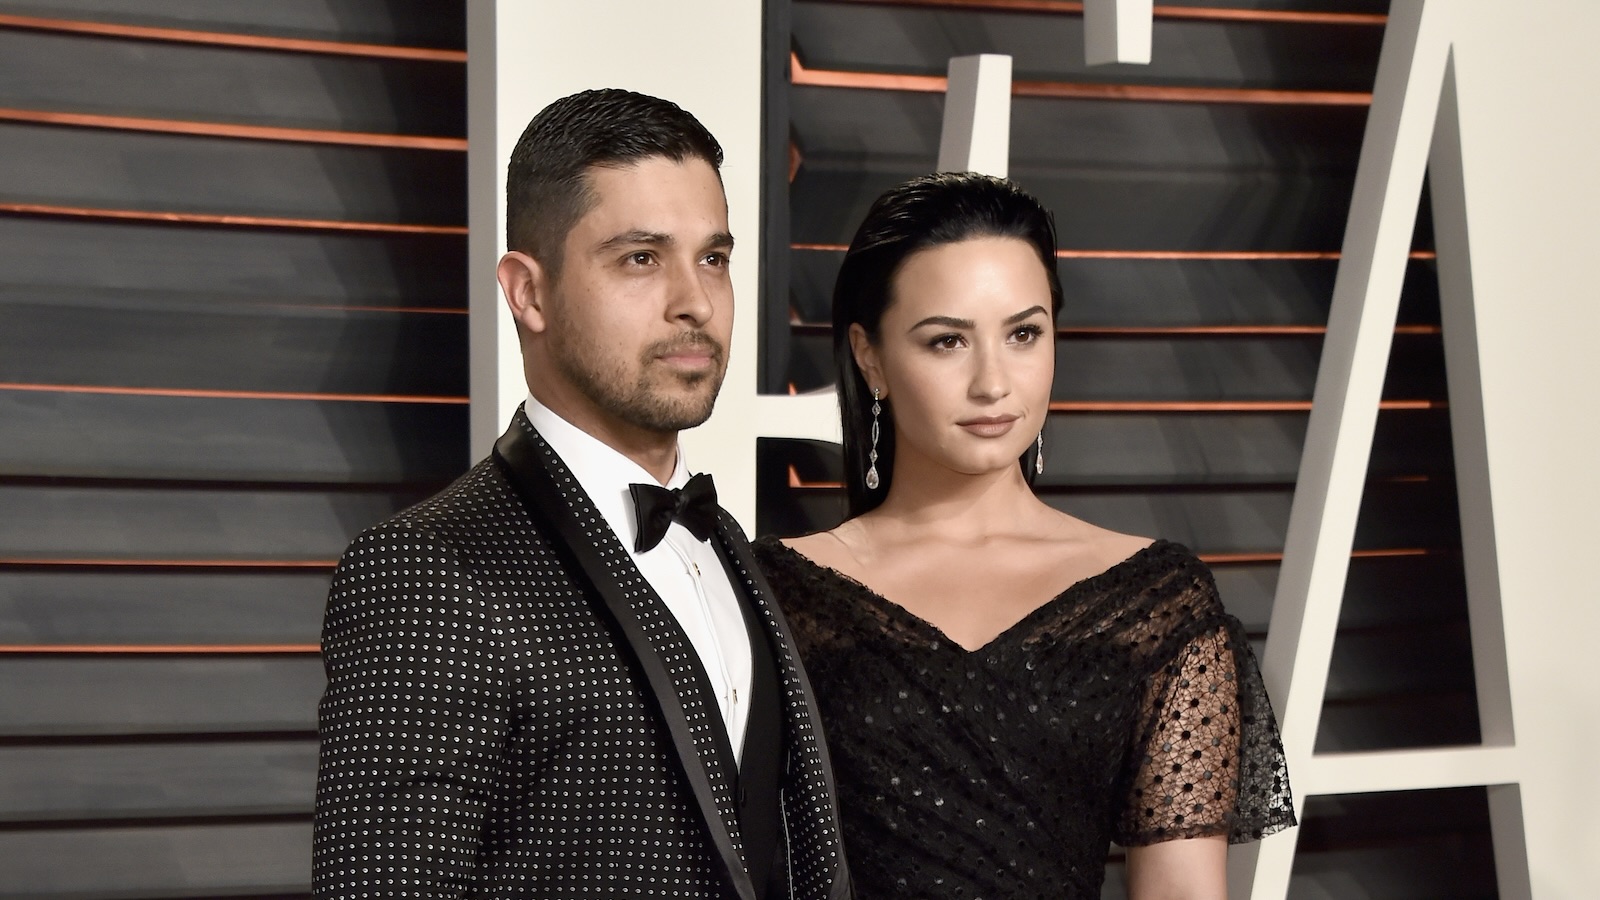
{"left": 497, "top": 251, "right": 549, "bottom": 334}
{"left": 848, "top": 323, "right": 886, "bottom": 398}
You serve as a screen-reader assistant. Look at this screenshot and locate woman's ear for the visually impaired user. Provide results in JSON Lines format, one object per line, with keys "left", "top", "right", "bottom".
{"left": 848, "top": 323, "right": 886, "bottom": 398}
{"left": 497, "top": 251, "right": 549, "bottom": 335}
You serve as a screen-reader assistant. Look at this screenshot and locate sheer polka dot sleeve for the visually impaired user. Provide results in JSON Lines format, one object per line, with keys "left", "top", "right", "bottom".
{"left": 313, "top": 524, "right": 511, "bottom": 897}
{"left": 1114, "top": 583, "right": 1294, "bottom": 846}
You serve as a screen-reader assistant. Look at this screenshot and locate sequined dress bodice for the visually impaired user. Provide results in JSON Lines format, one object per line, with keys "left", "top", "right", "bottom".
{"left": 753, "top": 538, "right": 1294, "bottom": 899}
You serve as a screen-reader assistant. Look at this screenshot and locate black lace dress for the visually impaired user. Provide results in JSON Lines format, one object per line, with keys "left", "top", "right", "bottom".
{"left": 753, "top": 538, "right": 1294, "bottom": 899}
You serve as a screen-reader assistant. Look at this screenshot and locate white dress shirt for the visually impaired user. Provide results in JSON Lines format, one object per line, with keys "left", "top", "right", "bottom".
{"left": 524, "top": 395, "right": 754, "bottom": 758}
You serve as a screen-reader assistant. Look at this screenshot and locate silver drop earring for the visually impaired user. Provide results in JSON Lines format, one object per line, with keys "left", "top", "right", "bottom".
{"left": 866, "top": 388, "right": 882, "bottom": 490}
{"left": 1035, "top": 430, "right": 1045, "bottom": 475}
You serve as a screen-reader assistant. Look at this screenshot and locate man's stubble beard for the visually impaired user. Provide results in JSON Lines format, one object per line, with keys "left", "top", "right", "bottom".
{"left": 551, "top": 330, "right": 727, "bottom": 435}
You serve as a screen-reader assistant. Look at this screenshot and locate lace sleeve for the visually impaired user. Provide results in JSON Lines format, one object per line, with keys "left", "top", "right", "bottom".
{"left": 1114, "top": 612, "right": 1295, "bottom": 846}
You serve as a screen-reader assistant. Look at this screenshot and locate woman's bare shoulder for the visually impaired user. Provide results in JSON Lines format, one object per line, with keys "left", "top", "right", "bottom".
{"left": 1041, "top": 509, "right": 1156, "bottom": 569}
{"left": 781, "top": 523, "right": 871, "bottom": 575}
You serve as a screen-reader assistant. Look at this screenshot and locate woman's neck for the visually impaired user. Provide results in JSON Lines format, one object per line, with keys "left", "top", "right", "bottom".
{"left": 868, "top": 447, "right": 1049, "bottom": 541}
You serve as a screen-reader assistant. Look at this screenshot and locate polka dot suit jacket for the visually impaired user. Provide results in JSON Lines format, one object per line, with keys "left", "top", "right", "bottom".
{"left": 314, "top": 410, "right": 851, "bottom": 899}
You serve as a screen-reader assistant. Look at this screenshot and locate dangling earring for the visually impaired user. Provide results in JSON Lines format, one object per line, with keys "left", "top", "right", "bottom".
{"left": 866, "top": 388, "right": 882, "bottom": 490}
{"left": 1035, "top": 430, "right": 1045, "bottom": 475}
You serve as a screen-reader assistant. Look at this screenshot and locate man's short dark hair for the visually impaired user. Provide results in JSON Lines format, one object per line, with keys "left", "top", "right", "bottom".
{"left": 505, "top": 88, "right": 725, "bottom": 275}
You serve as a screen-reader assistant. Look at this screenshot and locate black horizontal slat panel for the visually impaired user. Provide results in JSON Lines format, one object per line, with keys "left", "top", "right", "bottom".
{"left": 1322, "top": 623, "right": 1476, "bottom": 700}
{"left": 764, "top": 409, "right": 1450, "bottom": 490}
{"left": 0, "top": 571, "right": 327, "bottom": 644}
{"left": 1041, "top": 412, "right": 1311, "bottom": 484}
{"left": 787, "top": 333, "right": 1334, "bottom": 399}
{"left": 0, "top": 29, "right": 465, "bottom": 135}
{"left": 795, "top": 89, "right": 1366, "bottom": 171}
{"left": 0, "top": 0, "right": 467, "bottom": 48}
{"left": 792, "top": 2, "right": 1384, "bottom": 89}
{"left": 0, "top": 391, "right": 467, "bottom": 483}
{"left": 790, "top": 88, "right": 1365, "bottom": 248}
{"left": 788, "top": 250, "right": 1441, "bottom": 327}
{"left": 784, "top": 331, "right": 1445, "bottom": 397}
{"left": 1059, "top": 257, "right": 1441, "bottom": 327}
{"left": 0, "top": 740, "right": 316, "bottom": 822}
{"left": 1209, "top": 564, "right": 1278, "bottom": 629}
{"left": 1160, "top": 0, "right": 1387, "bottom": 11}
{"left": 1060, "top": 333, "right": 1446, "bottom": 401}
{"left": 0, "top": 821, "right": 311, "bottom": 898}
{"left": 0, "top": 123, "right": 465, "bottom": 224}
{"left": 1, "top": 301, "right": 467, "bottom": 396}
{"left": 0, "top": 484, "right": 424, "bottom": 560}
{"left": 1, "top": 3, "right": 464, "bottom": 895}
{"left": 0, "top": 657, "right": 322, "bottom": 735}
{"left": 795, "top": 161, "right": 1357, "bottom": 251}
{"left": 1294, "top": 787, "right": 1496, "bottom": 897}
{"left": 768, "top": 479, "right": 1459, "bottom": 555}
{"left": 1316, "top": 693, "right": 1481, "bottom": 753}
{"left": 1292, "top": 834, "right": 1498, "bottom": 896}
{"left": 1051, "top": 489, "right": 1290, "bottom": 554}
{"left": 1211, "top": 554, "right": 1469, "bottom": 633}
{"left": 0, "top": 218, "right": 466, "bottom": 308}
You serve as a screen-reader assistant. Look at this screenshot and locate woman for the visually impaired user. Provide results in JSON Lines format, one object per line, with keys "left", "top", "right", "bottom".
{"left": 754, "top": 172, "right": 1294, "bottom": 898}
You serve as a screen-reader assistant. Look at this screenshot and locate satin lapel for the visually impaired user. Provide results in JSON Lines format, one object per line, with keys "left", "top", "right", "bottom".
{"left": 492, "top": 412, "right": 755, "bottom": 900}
{"left": 713, "top": 513, "right": 851, "bottom": 899}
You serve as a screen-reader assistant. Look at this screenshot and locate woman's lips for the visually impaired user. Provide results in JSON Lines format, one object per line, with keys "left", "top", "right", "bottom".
{"left": 957, "top": 415, "right": 1018, "bottom": 437}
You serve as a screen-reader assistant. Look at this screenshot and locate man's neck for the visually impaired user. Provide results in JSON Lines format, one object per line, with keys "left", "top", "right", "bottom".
{"left": 528, "top": 388, "right": 678, "bottom": 485}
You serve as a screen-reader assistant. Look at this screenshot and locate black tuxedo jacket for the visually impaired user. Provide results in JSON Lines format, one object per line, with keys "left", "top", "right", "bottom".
{"left": 313, "top": 411, "right": 850, "bottom": 899}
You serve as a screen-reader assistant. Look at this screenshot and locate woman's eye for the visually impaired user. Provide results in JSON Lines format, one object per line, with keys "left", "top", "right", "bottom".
{"left": 1011, "top": 324, "right": 1045, "bottom": 344}
{"left": 929, "top": 334, "right": 963, "bottom": 351}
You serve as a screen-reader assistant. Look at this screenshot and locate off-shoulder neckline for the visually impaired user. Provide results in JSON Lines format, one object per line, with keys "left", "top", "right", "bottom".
{"left": 757, "top": 537, "right": 1175, "bottom": 656}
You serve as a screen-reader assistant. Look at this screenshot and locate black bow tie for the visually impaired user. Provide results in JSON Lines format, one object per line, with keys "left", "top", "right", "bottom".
{"left": 629, "top": 472, "right": 719, "bottom": 552}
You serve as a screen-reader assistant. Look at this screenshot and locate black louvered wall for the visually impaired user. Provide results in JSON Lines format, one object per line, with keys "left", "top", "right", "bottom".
{"left": 0, "top": 2, "right": 467, "bottom": 896}
{"left": 757, "top": 1, "right": 1495, "bottom": 895}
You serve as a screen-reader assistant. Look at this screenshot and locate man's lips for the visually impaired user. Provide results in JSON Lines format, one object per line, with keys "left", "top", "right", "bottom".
{"left": 657, "top": 349, "right": 716, "bottom": 368}
{"left": 651, "top": 335, "right": 722, "bottom": 369}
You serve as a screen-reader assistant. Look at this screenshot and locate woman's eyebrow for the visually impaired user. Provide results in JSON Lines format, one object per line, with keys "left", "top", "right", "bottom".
{"left": 1005, "top": 305, "right": 1049, "bottom": 325}
{"left": 909, "top": 306, "right": 1048, "bottom": 332}
{"left": 908, "top": 315, "right": 974, "bottom": 331}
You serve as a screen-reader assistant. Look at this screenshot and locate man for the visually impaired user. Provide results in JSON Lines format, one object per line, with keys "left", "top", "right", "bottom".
{"left": 313, "top": 89, "right": 849, "bottom": 900}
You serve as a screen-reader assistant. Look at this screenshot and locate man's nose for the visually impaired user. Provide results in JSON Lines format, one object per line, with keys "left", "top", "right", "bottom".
{"left": 666, "top": 259, "right": 715, "bottom": 326}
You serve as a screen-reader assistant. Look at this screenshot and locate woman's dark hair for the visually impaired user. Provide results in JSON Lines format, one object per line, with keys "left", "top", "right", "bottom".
{"left": 833, "top": 171, "right": 1064, "bottom": 518}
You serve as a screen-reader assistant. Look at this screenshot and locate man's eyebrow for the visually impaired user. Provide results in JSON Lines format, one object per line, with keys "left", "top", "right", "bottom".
{"left": 594, "top": 230, "right": 736, "bottom": 253}
{"left": 596, "top": 230, "right": 673, "bottom": 252}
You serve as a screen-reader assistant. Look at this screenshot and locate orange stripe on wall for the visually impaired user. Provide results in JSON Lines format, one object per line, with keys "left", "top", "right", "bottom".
{"left": 0, "top": 202, "right": 468, "bottom": 235}
{"left": 790, "top": 53, "right": 1371, "bottom": 105}
{"left": 0, "top": 382, "right": 467, "bottom": 404}
{"left": 0, "top": 13, "right": 468, "bottom": 62}
{"left": 814, "top": 0, "right": 1386, "bottom": 27}
{"left": 0, "top": 107, "right": 466, "bottom": 151}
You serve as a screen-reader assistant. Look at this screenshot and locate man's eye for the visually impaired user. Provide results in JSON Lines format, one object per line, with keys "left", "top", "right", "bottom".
{"left": 704, "top": 252, "right": 729, "bottom": 267}
{"left": 627, "top": 252, "right": 654, "bottom": 266}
